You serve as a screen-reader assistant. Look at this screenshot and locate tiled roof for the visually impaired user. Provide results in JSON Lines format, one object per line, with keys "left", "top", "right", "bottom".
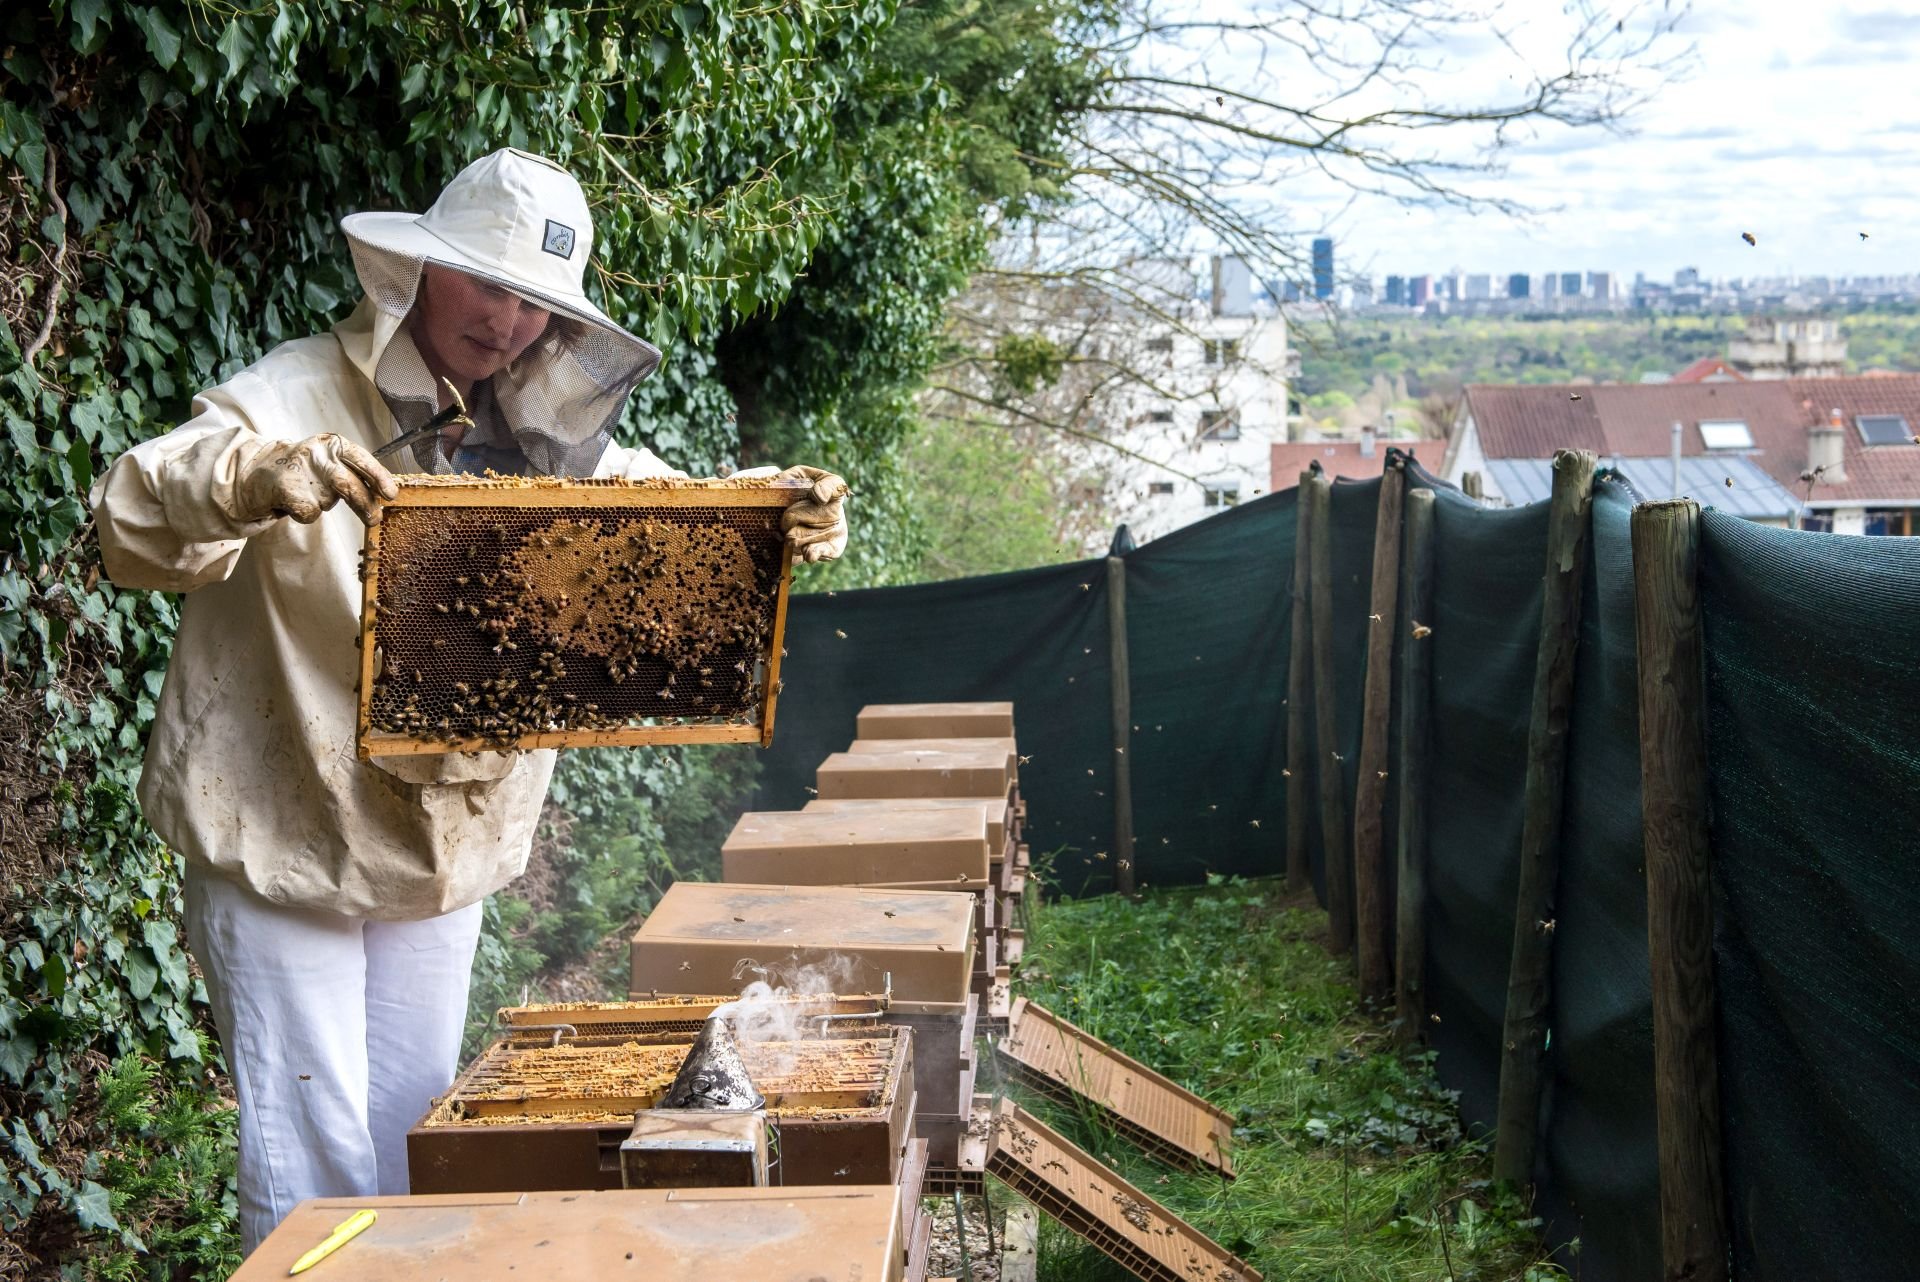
{"left": 1670, "top": 356, "right": 1745, "bottom": 383}
{"left": 1269, "top": 439, "right": 1430, "bottom": 490}
{"left": 1461, "top": 377, "right": 1920, "bottom": 504}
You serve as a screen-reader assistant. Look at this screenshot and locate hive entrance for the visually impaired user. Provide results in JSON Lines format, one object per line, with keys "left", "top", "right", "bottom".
{"left": 356, "top": 478, "right": 801, "bottom": 756}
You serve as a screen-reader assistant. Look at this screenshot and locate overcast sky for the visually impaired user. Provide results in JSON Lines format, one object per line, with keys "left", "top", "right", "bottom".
{"left": 1305, "top": 2, "right": 1920, "bottom": 285}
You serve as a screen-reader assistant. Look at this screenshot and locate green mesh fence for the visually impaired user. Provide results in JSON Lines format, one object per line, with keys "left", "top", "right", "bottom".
{"left": 755, "top": 461, "right": 1917, "bottom": 1280}
{"left": 1699, "top": 512, "right": 1920, "bottom": 1281}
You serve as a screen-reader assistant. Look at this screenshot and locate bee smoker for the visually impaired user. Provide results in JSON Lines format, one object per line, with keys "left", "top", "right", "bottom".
{"left": 622, "top": 1011, "right": 771, "bottom": 1188}
{"left": 658, "top": 1011, "right": 766, "bottom": 1110}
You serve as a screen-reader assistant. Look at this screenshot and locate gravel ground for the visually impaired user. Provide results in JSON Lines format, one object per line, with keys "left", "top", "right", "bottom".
{"left": 923, "top": 1192, "right": 1005, "bottom": 1281}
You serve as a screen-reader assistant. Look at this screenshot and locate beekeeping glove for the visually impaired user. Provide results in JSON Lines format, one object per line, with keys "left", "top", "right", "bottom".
{"left": 776, "top": 465, "right": 850, "bottom": 563}
{"left": 235, "top": 434, "right": 399, "bottom": 526}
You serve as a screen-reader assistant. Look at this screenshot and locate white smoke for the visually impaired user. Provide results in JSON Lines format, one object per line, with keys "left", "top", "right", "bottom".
{"left": 714, "top": 955, "right": 867, "bottom": 1081}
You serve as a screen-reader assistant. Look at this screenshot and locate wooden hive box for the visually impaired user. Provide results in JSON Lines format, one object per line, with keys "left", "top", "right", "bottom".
{"left": 356, "top": 477, "right": 806, "bottom": 757}
{"left": 721, "top": 809, "right": 991, "bottom": 891}
{"left": 815, "top": 750, "right": 1010, "bottom": 802}
{"left": 229, "top": 1186, "right": 905, "bottom": 1282}
{"left": 630, "top": 882, "right": 977, "bottom": 1008}
{"left": 857, "top": 702, "right": 1015, "bottom": 739}
{"left": 407, "top": 1023, "right": 915, "bottom": 1194}
{"left": 802, "top": 797, "right": 1010, "bottom": 856}
{"left": 849, "top": 737, "right": 1019, "bottom": 784}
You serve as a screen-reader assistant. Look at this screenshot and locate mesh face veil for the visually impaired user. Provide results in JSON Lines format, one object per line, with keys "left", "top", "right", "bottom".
{"left": 340, "top": 149, "right": 663, "bottom": 477}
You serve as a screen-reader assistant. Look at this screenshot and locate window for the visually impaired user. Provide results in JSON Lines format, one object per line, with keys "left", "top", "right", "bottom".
{"left": 1857, "top": 414, "right": 1914, "bottom": 447}
{"left": 1202, "top": 338, "right": 1240, "bottom": 365}
{"left": 1147, "top": 481, "right": 1176, "bottom": 496}
{"left": 1146, "top": 335, "right": 1175, "bottom": 354}
{"left": 1198, "top": 409, "right": 1241, "bottom": 441}
{"left": 1146, "top": 408, "right": 1175, "bottom": 424}
{"left": 1864, "top": 509, "right": 1913, "bottom": 536}
{"left": 1203, "top": 483, "right": 1240, "bottom": 508}
{"left": 1697, "top": 419, "right": 1754, "bottom": 450}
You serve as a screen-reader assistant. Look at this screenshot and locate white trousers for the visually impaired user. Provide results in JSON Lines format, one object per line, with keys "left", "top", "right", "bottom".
{"left": 183, "top": 869, "right": 483, "bottom": 1255}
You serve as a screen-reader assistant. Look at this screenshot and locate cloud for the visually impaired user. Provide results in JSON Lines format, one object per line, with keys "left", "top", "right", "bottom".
{"left": 1831, "top": 10, "right": 1920, "bottom": 41}
{"left": 1803, "top": 41, "right": 1912, "bottom": 66}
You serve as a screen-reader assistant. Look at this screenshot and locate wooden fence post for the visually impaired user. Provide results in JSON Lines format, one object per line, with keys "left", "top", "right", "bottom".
{"left": 1107, "top": 553, "right": 1136, "bottom": 896}
{"left": 1493, "top": 448, "right": 1598, "bottom": 1186}
{"left": 1632, "top": 499, "right": 1729, "bottom": 1282}
{"left": 1285, "top": 470, "right": 1315, "bottom": 895}
{"left": 1394, "top": 487, "right": 1437, "bottom": 1044}
{"left": 1352, "top": 455, "right": 1407, "bottom": 1002}
{"left": 1306, "top": 473, "right": 1352, "bottom": 953}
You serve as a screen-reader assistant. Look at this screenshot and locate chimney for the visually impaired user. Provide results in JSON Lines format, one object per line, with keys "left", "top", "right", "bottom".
{"left": 1807, "top": 408, "right": 1847, "bottom": 485}
{"left": 1359, "top": 426, "right": 1377, "bottom": 458}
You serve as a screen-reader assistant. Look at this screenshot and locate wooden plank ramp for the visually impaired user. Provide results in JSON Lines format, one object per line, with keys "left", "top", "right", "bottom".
{"left": 996, "top": 998, "right": 1235, "bottom": 1178}
{"left": 986, "top": 1100, "right": 1260, "bottom": 1282}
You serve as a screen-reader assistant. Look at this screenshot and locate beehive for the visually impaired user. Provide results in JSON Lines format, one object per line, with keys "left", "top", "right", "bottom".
{"left": 408, "top": 1024, "right": 914, "bottom": 1193}
{"left": 856, "top": 702, "right": 1016, "bottom": 739}
{"left": 814, "top": 750, "right": 1011, "bottom": 801}
{"left": 356, "top": 476, "right": 805, "bottom": 757}
{"left": 630, "top": 883, "right": 977, "bottom": 1007}
{"left": 720, "top": 809, "right": 991, "bottom": 890}
{"left": 802, "top": 797, "right": 1011, "bottom": 855}
{"left": 230, "top": 1187, "right": 906, "bottom": 1282}
{"left": 849, "top": 737, "right": 1019, "bottom": 783}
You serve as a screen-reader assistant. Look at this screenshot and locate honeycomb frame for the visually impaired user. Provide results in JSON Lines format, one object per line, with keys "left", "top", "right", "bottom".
{"left": 355, "top": 477, "right": 804, "bottom": 758}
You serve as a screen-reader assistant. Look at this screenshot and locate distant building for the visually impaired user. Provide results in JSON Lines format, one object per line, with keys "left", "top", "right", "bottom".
{"left": 1587, "top": 271, "right": 1614, "bottom": 300}
{"left": 1728, "top": 317, "right": 1848, "bottom": 379}
{"left": 1410, "top": 275, "right": 1432, "bottom": 306}
{"left": 1384, "top": 275, "right": 1406, "bottom": 306}
{"left": 1559, "top": 272, "right": 1584, "bottom": 298}
{"left": 1312, "top": 238, "right": 1335, "bottom": 300}
{"left": 1507, "top": 273, "right": 1531, "bottom": 300}
{"left": 1443, "top": 377, "right": 1920, "bottom": 534}
{"left": 1271, "top": 432, "right": 1419, "bottom": 490}
{"left": 1675, "top": 266, "right": 1701, "bottom": 289}
{"left": 1107, "top": 255, "right": 1290, "bottom": 542}
{"left": 1463, "top": 274, "right": 1492, "bottom": 301}
{"left": 1670, "top": 356, "right": 1745, "bottom": 384}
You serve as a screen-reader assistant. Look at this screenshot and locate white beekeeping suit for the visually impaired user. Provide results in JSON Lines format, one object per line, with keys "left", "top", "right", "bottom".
{"left": 88, "top": 149, "right": 844, "bottom": 1256}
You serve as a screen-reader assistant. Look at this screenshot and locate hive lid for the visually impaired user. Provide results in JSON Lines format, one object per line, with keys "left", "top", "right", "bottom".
{"left": 816, "top": 750, "right": 1010, "bottom": 800}
{"left": 632, "top": 882, "right": 977, "bottom": 1006}
{"left": 858, "top": 702, "right": 1015, "bottom": 739}
{"left": 986, "top": 1101, "right": 1261, "bottom": 1282}
{"left": 722, "top": 809, "right": 990, "bottom": 889}
{"left": 998, "top": 998, "right": 1235, "bottom": 1178}
{"left": 802, "top": 797, "right": 1010, "bottom": 850}
{"left": 227, "top": 1187, "right": 904, "bottom": 1281}
{"left": 849, "top": 737, "right": 1019, "bottom": 781}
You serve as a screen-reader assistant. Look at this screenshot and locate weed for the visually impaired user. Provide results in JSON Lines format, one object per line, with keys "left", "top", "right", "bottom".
{"left": 1008, "top": 878, "right": 1566, "bottom": 1281}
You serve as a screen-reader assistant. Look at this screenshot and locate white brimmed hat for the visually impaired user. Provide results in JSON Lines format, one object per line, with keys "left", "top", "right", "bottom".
{"left": 341, "top": 148, "right": 660, "bottom": 375}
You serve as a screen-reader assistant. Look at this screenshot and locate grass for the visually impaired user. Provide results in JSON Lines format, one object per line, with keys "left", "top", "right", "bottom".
{"left": 998, "top": 874, "right": 1568, "bottom": 1282}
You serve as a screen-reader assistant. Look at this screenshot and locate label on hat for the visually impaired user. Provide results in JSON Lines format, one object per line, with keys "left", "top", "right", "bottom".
{"left": 542, "top": 220, "right": 576, "bottom": 259}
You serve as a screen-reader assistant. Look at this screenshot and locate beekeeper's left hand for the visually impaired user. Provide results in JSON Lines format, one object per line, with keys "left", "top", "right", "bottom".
{"left": 776, "top": 465, "right": 849, "bottom": 563}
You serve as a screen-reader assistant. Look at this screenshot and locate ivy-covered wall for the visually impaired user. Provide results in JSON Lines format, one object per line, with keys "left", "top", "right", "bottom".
{"left": 0, "top": 1, "right": 1098, "bottom": 1274}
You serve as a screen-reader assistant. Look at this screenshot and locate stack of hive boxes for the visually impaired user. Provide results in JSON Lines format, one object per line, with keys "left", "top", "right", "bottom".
{"left": 629, "top": 701, "right": 1021, "bottom": 1186}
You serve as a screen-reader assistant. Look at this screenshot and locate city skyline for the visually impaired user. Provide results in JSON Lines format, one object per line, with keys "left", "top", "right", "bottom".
{"left": 1289, "top": 2, "right": 1920, "bottom": 283}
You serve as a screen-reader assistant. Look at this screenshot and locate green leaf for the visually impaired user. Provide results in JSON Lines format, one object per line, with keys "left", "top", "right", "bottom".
{"left": 130, "top": 7, "right": 184, "bottom": 69}
{"left": 71, "top": 1180, "right": 118, "bottom": 1233}
{"left": 0, "top": 1035, "right": 34, "bottom": 1083}
{"left": 68, "top": 0, "right": 108, "bottom": 46}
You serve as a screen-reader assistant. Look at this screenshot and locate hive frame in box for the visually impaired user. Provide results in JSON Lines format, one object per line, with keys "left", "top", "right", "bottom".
{"left": 356, "top": 478, "right": 802, "bottom": 758}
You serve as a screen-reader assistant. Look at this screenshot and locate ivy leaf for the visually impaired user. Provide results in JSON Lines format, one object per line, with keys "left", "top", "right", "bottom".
{"left": 0, "top": 1034, "right": 35, "bottom": 1084}
{"left": 68, "top": 0, "right": 109, "bottom": 48}
{"left": 71, "top": 1180, "right": 119, "bottom": 1233}
{"left": 124, "top": 947, "right": 159, "bottom": 1000}
{"left": 129, "top": 7, "right": 184, "bottom": 70}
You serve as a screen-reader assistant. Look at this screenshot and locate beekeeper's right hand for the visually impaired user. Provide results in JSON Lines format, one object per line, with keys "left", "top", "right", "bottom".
{"left": 235, "top": 434, "right": 399, "bottom": 526}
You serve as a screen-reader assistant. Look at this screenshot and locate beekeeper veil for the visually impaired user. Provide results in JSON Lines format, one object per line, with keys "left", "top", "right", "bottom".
{"left": 340, "top": 148, "right": 661, "bottom": 476}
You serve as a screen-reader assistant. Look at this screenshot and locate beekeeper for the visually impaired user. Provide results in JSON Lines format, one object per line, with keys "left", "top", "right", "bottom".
{"left": 89, "top": 148, "right": 848, "bottom": 1254}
